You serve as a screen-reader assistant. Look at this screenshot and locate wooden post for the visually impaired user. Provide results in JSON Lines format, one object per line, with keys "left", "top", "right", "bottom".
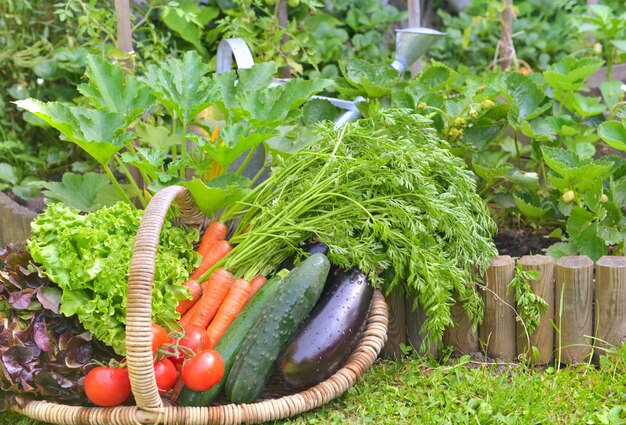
{"left": 406, "top": 300, "right": 438, "bottom": 356}
{"left": 594, "top": 256, "right": 626, "bottom": 360}
{"left": 479, "top": 256, "right": 516, "bottom": 360}
{"left": 381, "top": 287, "right": 406, "bottom": 359}
{"left": 443, "top": 288, "right": 479, "bottom": 355}
{"left": 114, "top": 0, "right": 134, "bottom": 70}
{"left": 516, "top": 255, "right": 555, "bottom": 365}
{"left": 555, "top": 256, "right": 594, "bottom": 364}
{"left": 499, "top": 0, "right": 514, "bottom": 70}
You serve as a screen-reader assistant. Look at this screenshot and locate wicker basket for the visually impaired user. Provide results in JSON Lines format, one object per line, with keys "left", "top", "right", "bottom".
{"left": 12, "top": 185, "right": 389, "bottom": 425}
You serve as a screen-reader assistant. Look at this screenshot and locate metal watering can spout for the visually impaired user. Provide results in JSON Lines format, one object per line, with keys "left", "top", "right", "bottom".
{"left": 389, "top": 27, "right": 446, "bottom": 73}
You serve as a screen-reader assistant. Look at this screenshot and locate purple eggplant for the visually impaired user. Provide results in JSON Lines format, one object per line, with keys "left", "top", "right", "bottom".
{"left": 277, "top": 267, "right": 373, "bottom": 389}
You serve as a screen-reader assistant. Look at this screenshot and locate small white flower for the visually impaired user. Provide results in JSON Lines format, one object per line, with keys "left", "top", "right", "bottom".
{"left": 621, "top": 84, "right": 626, "bottom": 92}
{"left": 36, "top": 78, "right": 44, "bottom": 85}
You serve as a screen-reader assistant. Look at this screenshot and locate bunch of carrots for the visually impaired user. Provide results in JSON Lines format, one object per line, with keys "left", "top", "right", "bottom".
{"left": 176, "top": 220, "right": 267, "bottom": 348}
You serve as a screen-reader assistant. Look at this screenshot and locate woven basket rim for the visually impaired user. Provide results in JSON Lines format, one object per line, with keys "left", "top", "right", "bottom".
{"left": 11, "top": 185, "right": 389, "bottom": 425}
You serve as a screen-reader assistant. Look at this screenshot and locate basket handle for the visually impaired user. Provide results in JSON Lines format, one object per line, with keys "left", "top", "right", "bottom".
{"left": 126, "top": 185, "right": 205, "bottom": 413}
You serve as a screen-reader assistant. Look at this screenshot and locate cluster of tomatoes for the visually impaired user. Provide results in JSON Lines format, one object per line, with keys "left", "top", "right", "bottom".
{"left": 84, "top": 324, "right": 224, "bottom": 407}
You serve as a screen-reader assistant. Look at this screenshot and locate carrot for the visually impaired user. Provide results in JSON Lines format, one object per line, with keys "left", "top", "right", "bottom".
{"left": 179, "top": 302, "right": 198, "bottom": 328}
{"left": 197, "top": 220, "right": 228, "bottom": 258}
{"left": 188, "top": 268, "right": 234, "bottom": 329}
{"left": 248, "top": 274, "right": 267, "bottom": 299}
{"left": 191, "top": 239, "right": 232, "bottom": 281}
{"left": 176, "top": 279, "right": 202, "bottom": 316}
{"left": 206, "top": 278, "right": 252, "bottom": 345}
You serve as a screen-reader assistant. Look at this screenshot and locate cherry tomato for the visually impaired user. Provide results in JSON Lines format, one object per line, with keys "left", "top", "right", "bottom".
{"left": 84, "top": 367, "right": 131, "bottom": 407}
{"left": 181, "top": 350, "right": 225, "bottom": 392}
{"left": 169, "top": 325, "right": 212, "bottom": 364}
{"left": 151, "top": 323, "right": 169, "bottom": 355}
{"left": 154, "top": 358, "right": 177, "bottom": 393}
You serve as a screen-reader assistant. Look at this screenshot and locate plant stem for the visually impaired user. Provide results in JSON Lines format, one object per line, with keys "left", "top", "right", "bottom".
{"left": 115, "top": 156, "right": 147, "bottom": 207}
{"left": 102, "top": 162, "right": 133, "bottom": 206}
{"left": 514, "top": 130, "right": 521, "bottom": 170}
{"left": 235, "top": 147, "right": 256, "bottom": 176}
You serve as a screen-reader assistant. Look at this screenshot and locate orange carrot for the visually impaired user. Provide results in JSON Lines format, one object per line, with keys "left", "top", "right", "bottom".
{"left": 176, "top": 279, "right": 202, "bottom": 316}
{"left": 206, "top": 278, "right": 251, "bottom": 345}
{"left": 180, "top": 302, "right": 198, "bottom": 328}
{"left": 248, "top": 275, "right": 267, "bottom": 299}
{"left": 191, "top": 239, "right": 232, "bottom": 281}
{"left": 189, "top": 268, "right": 234, "bottom": 329}
{"left": 197, "top": 221, "right": 228, "bottom": 258}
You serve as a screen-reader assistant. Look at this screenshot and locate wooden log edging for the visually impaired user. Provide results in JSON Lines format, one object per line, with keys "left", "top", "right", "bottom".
{"left": 0, "top": 191, "right": 36, "bottom": 247}
{"left": 392, "top": 255, "right": 626, "bottom": 365}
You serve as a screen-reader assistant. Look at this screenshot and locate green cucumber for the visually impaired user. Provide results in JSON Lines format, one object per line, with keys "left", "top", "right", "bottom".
{"left": 178, "top": 269, "right": 289, "bottom": 406}
{"left": 225, "top": 253, "right": 330, "bottom": 404}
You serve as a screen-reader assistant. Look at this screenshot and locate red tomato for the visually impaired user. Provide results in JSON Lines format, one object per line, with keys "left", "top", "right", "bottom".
{"left": 154, "top": 358, "right": 177, "bottom": 393}
{"left": 84, "top": 367, "right": 131, "bottom": 407}
{"left": 151, "top": 323, "right": 169, "bottom": 355}
{"left": 169, "top": 325, "right": 212, "bottom": 364}
{"left": 181, "top": 350, "right": 224, "bottom": 392}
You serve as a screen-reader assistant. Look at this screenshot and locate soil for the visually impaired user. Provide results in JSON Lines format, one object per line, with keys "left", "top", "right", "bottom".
{"left": 493, "top": 226, "right": 560, "bottom": 257}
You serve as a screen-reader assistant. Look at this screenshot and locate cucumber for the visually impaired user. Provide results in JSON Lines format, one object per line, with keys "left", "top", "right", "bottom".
{"left": 225, "top": 253, "right": 330, "bottom": 404}
{"left": 178, "top": 269, "right": 289, "bottom": 406}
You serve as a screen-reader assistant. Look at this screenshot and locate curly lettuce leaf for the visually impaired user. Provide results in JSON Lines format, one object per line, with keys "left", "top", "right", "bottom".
{"left": 26, "top": 202, "right": 200, "bottom": 355}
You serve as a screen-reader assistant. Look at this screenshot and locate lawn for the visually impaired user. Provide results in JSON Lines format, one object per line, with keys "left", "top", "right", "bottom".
{"left": 5, "top": 349, "right": 625, "bottom": 425}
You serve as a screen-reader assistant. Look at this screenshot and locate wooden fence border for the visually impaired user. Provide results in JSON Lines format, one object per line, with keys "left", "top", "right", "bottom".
{"left": 389, "top": 255, "right": 626, "bottom": 365}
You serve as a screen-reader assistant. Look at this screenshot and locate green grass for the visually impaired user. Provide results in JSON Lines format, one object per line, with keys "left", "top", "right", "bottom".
{"left": 4, "top": 349, "right": 625, "bottom": 425}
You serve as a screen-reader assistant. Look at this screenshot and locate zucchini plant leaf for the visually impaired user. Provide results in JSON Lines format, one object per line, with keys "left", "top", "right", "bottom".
{"left": 189, "top": 123, "right": 275, "bottom": 168}
{"left": 78, "top": 55, "right": 154, "bottom": 122}
{"left": 120, "top": 148, "right": 168, "bottom": 181}
{"left": 42, "top": 172, "right": 126, "bottom": 212}
{"left": 14, "top": 99, "right": 129, "bottom": 164}
{"left": 145, "top": 51, "right": 217, "bottom": 124}
{"left": 135, "top": 123, "right": 181, "bottom": 149}
{"left": 238, "top": 78, "right": 333, "bottom": 124}
{"left": 182, "top": 175, "right": 250, "bottom": 216}
{"left": 598, "top": 120, "right": 626, "bottom": 153}
{"left": 213, "top": 63, "right": 277, "bottom": 119}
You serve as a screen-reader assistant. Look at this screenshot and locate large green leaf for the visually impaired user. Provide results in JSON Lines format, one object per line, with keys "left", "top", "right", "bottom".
{"left": 190, "top": 123, "right": 274, "bottom": 168}
{"left": 160, "top": 1, "right": 218, "bottom": 55}
{"left": 572, "top": 93, "right": 606, "bottom": 118}
{"left": 417, "top": 64, "right": 457, "bottom": 90}
{"left": 542, "top": 146, "right": 613, "bottom": 186}
{"left": 14, "top": 99, "right": 128, "bottom": 164}
{"left": 78, "top": 55, "right": 154, "bottom": 121}
{"left": 337, "top": 58, "right": 399, "bottom": 98}
{"left": 543, "top": 57, "right": 603, "bottom": 91}
{"left": 135, "top": 123, "right": 181, "bottom": 150}
{"left": 42, "top": 172, "right": 126, "bottom": 212}
{"left": 598, "top": 120, "right": 626, "bottom": 153}
{"left": 145, "top": 51, "right": 217, "bottom": 124}
{"left": 0, "top": 163, "right": 18, "bottom": 185}
{"left": 501, "top": 73, "right": 549, "bottom": 123}
{"left": 238, "top": 78, "right": 333, "bottom": 123}
{"left": 182, "top": 175, "right": 250, "bottom": 216}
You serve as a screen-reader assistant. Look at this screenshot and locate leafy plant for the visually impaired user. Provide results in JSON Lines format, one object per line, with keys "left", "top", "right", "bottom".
{"left": 16, "top": 52, "right": 332, "bottom": 213}
{"left": 0, "top": 244, "right": 117, "bottom": 409}
{"left": 26, "top": 202, "right": 200, "bottom": 356}
{"left": 507, "top": 262, "right": 546, "bottom": 334}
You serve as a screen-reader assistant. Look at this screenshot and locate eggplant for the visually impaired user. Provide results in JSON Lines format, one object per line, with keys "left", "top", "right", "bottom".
{"left": 277, "top": 267, "right": 373, "bottom": 389}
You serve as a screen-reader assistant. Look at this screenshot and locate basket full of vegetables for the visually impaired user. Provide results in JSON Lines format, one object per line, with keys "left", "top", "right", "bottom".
{"left": 4, "top": 184, "right": 389, "bottom": 425}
